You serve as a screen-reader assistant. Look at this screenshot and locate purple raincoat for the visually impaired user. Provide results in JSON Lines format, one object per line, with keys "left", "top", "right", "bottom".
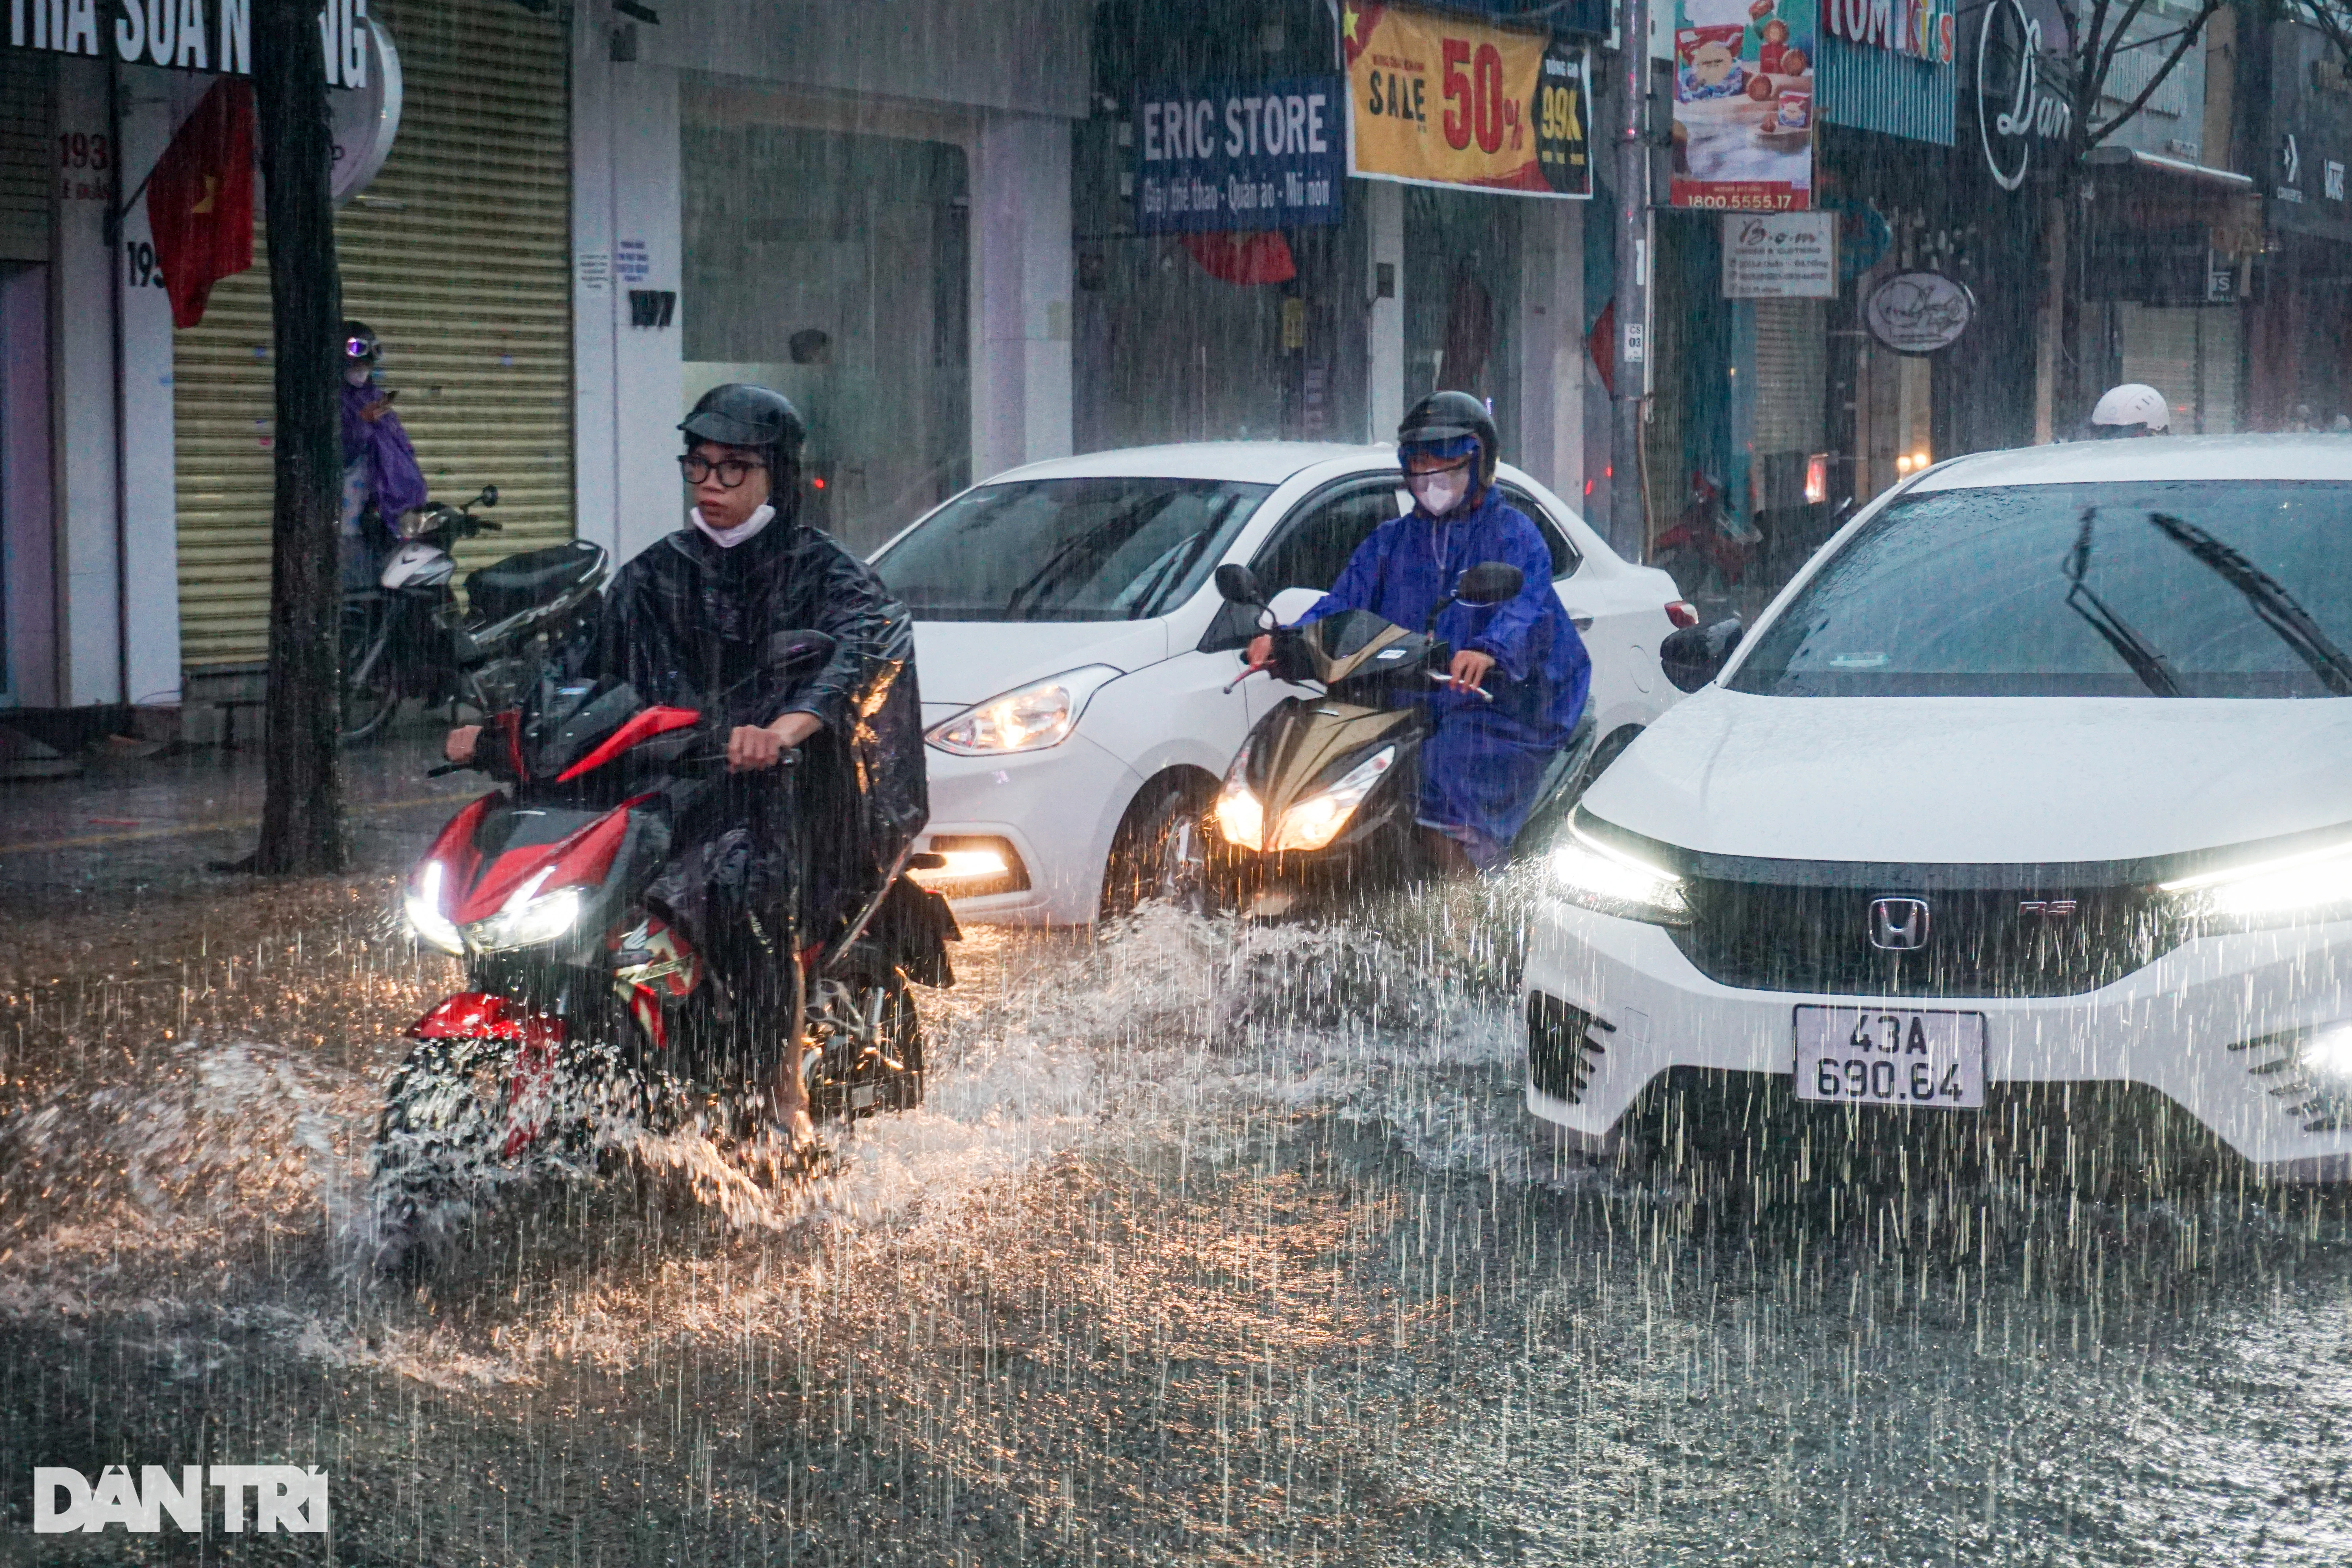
{"left": 341, "top": 379, "right": 428, "bottom": 531}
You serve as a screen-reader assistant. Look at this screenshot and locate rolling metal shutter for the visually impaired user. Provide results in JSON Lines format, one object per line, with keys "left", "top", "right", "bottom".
{"left": 173, "top": 0, "right": 573, "bottom": 670}
{"left": 0, "top": 52, "right": 53, "bottom": 264}
{"left": 1751, "top": 297, "right": 1825, "bottom": 456}
{"left": 2118, "top": 302, "right": 2241, "bottom": 436}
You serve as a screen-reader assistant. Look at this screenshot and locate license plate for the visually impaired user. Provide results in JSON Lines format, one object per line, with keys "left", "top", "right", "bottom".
{"left": 1793, "top": 1006, "right": 1986, "bottom": 1110}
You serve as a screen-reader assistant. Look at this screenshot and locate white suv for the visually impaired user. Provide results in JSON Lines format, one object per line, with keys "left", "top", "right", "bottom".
{"left": 1525, "top": 435, "right": 2352, "bottom": 1182}
{"left": 870, "top": 443, "right": 1688, "bottom": 924}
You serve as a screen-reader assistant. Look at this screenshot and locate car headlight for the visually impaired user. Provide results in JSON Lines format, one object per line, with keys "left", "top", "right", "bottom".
{"left": 1549, "top": 820, "right": 1692, "bottom": 926}
{"left": 2161, "top": 835, "right": 2352, "bottom": 927}
{"left": 404, "top": 861, "right": 466, "bottom": 955}
{"left": 926, "top": 666, "right": 1122, "bottom": 756}
{"left": 462, "top": 868, "right": 584, "bottom": 952}
{"left": 1213, "top": 742, "right": 1263, "bottom": 850}
{"left": 2304, "top": 1022, "right": 2352, "bottom": 1093}
{"left": 1270, "top": 746, "right": 1395, "bottom": 853}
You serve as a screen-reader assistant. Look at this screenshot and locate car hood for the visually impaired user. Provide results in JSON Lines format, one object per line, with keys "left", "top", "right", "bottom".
{"left": 911, "top": 620, "right": 1172, "bottom": 711}
{"left": 1583, "top": 690, "right": 2352, "bottom": 864}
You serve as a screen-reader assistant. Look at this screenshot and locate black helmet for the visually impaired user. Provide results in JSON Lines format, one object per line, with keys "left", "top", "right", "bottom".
{"left": 342, "top": 320, "right": 380, "bottom": 364}
{"left": 680, "top": 382, "right": 807, "bottom": 489}
{"left": 1398, "top": 389, "right": 1499, "bottom": 486}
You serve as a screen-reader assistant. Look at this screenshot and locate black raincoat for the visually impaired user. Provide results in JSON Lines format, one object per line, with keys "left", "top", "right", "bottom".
{"left": 571, "top": 507, "right": 927, "bottom": 971}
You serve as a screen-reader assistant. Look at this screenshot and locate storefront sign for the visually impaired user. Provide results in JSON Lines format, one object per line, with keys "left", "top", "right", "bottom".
{"left": 1973, "top": 0, "right": 2071, "bottom": 193}
{"left": 1864, "top": 270, "right": 1974, "bottom": 353}
{"left": 1341, "top": 4, "right": 1592, "bottom": 197}
{"left": 328, "top": 17, "right": 398, "bottom": 205}
{"left": 1721, "top": 211, "right": 1835, "bottom": 296}
{"left": 6, "top": 0, "right": 375, "bottom": 85}
{"left": 1825, "top": 0, "right": 1953, "bottom": 63}
{"left": 1134, "top": 76, "right": 1347, "bottom": 233}
{"left": 1669, "top": 0, "right": 1817, "bottom": 211}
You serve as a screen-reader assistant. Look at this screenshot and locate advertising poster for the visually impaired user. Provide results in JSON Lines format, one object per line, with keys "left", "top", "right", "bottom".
{"left": 1133, "top": 78, "right": 1348, "bottom": 234}
{"left": 1669, "top": 0, "right": 1816, "bottom": 210}
{"left": 1341, "top": 3, "right": 1591, "bottom": 197}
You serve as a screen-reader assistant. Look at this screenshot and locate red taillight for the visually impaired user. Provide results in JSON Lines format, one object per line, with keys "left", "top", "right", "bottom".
{"left": 1666, "top": 601, "right": 1701, "bottom": 629}
{"left": 408, "top": 992, "right": 566, "bottom": 1047}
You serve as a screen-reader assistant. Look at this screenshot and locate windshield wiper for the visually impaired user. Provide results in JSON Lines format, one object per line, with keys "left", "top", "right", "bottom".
{"left": 2146, "top": 511, "right": 2352, "bottom": 696}
{"left": 2064, "top": 510, "right": 2181, "bottom": 697}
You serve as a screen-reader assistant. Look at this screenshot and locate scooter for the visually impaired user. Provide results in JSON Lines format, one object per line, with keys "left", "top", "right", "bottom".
{"left": 1198, "top": 562, "right": 1595, "bottom": 916}
{"left": 369, "top": 642, "right": 957, "bottom": 1269}
{"left": 339, "top": 485, "right": 609, "bottom": 743}
{"left": 1650, "top": 470, "right": 1762, "bottom": 609}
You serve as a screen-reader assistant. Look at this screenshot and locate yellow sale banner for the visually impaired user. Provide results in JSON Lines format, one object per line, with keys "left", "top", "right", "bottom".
{"left": 1342, "top": 3, "right": 1591, "bottom": 197}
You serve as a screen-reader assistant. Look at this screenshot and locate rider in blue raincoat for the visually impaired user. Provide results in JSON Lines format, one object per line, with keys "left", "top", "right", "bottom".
{"left": 1250, "top": 391, "right": 1591, "bottom": 870}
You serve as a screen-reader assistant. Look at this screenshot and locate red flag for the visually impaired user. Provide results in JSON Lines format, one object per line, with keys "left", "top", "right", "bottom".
{"left": 1177, "top": 232, "right": 1297, "bottom": 287}
{"left": 148, "top": 80, "right": 256, "bottom": 330}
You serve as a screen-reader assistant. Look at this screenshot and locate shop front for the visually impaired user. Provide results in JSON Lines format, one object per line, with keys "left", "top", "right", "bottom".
{"left": 2244, "top": 15, "right": 2352, "bottom": 430}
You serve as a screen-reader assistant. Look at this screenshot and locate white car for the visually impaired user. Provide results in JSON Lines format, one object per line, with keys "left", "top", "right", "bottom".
{"left": 869, "top": 442, "right": 1689, "bottom": 924}
{"left": 1524, "top": 435, "right": 2352, "bottom": 1182}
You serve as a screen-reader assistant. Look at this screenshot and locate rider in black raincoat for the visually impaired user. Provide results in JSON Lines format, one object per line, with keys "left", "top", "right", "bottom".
{"left": 448, "top": 384, "right": 927, "bottom": 1145}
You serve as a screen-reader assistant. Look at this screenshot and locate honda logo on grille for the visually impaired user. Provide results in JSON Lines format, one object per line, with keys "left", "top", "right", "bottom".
{"left": 1868, "top": 897, "right": 1931, "bottom": 951}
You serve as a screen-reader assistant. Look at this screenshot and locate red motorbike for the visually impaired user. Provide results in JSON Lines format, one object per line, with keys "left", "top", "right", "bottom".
{"left": 1650, "top": 469, "right": 1763, "bottom": 603}
{"left": 369, "top": 638, "right": 954, "bottom": 1266}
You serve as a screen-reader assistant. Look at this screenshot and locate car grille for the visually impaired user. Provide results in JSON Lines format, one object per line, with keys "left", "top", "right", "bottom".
{"left": 1666, "top": 880, "right": 2187, "bottom": 999}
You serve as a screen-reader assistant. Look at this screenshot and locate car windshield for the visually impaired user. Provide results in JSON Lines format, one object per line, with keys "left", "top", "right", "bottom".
{"left": 873, "top": 477, "right": 1272, "bottom": 622}
{"left": 1728, "top": 481, "right": 2352, "bottom": 699}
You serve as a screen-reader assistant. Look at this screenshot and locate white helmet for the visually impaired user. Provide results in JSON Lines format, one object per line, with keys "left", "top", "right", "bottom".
{"left": 2089, "top": 383, "right": 2170, "bottom": 436}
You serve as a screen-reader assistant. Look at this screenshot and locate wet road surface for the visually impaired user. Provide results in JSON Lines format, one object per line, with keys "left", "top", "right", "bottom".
{"left": 0, "top": 751, "right": 2347, "bottom": 1564}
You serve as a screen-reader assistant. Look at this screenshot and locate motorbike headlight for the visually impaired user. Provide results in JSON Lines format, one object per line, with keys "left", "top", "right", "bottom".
{"left": 1549, "top": 821, "right": 1692, "bottom": 926}
{"left": 462, "top": 868, "right": 584, "bottom": 952}
{"left": 1213, "top": 743, "right": 1263, "bottom": 850}
{"left": 2161, "top": 836, "right": 2352, "bottom": 927}
{"left": 1271, "top": 746, "right": 1396, "bottom": 853}
{"left": 404, "top": 861, "right": 466, "bottom": 956}
{"left": 926, "top": 666, "right": 1122, "bottom": 756}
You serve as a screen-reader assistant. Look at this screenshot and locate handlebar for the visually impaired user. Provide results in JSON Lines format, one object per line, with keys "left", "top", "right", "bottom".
{"left": 1429, "top": 670, "right": 1495, "bottom": 701}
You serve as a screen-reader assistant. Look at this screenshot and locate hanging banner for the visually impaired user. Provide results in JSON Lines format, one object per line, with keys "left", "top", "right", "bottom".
{"left": 1133, "top": 77, "right": 1347, "bottom": 234}
{"left": 1341, "top": 3, "right": 1592, "bottom": 198}
{"left": 1669, "top": 0, "right": 1816, "bottom": 210}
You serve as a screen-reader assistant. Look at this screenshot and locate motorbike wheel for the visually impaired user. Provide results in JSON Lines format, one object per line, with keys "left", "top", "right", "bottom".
{"left": 338, "top": 605, "right": 402, "bottom": 745}
{"left": 802, "top": 956, "right": 924, "bottom": 1121}
{"left": 365, "top": 1035, "right": 518, "bottom": 1273}
{"left": 1102, "top": 781, "right": 1228, "bottom": 919}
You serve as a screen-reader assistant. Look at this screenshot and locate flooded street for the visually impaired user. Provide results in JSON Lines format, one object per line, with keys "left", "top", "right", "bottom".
{"left": 2, "top": 862, "right": 2346, "bottom": 1565}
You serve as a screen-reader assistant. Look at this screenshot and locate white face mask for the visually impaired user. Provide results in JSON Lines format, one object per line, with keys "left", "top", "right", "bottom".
{"left": 1407, "top": 466, "right": 1471, "bottom": 517}
{"left": 691, "top": 502, "right": 776, "bottom": 549}
{"left": 343, "top": 366, "right": 372, "bottom": 387}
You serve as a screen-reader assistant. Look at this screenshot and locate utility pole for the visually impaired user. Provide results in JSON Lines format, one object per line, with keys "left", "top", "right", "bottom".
{"left": 1610, "top": 0, "right": 1651, "bottom": 562}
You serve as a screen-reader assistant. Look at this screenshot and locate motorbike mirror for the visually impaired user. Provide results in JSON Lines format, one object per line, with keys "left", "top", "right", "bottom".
{"left": 475, "top": 485, "right": 499, "bottom": 508}
{"left": 1659, "top": 618, "right": 1744, "bottom": 694}
{"left": 1214, "top": 563, "right": 1265, "bottom": 606}
{"left": 1456, "top": 562, "right": 1525, "bottom": 605}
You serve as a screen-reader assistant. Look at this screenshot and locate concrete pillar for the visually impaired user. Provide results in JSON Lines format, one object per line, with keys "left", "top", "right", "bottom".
{"left": 1514, "top": 198, "right": 1585, "bottom": 505}
{"left": 970, "top": 112, "right": 1073, "bottom": 481}
{"left": 569, "top": 6, "right": 620, "bottom": 564}
{"left": 54, "top": 58, "right": 121, "bottom": 707}
{"left": 116, "top": 65, "right": 182, "bottom": 707}
{"left": 1366, "top": 179, "right": 1404, "bottom": 443}
{"left": 606, "top": 63, "right": 683, "bottom": 566}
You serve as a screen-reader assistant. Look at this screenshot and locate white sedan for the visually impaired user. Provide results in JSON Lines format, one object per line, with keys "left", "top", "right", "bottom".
{"left": 1525, "top": 434, "right": 2352, "bottom": 1182}
{"left": 869, "top": 442, "right": 1690, "bottom": 924}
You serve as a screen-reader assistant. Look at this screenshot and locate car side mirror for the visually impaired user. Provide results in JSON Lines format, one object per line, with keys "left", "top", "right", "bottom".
{"left": 1214, "top": 563, "right": 1264, "bottom": 606}
{"left": 1660, "top": 618, "right": 1743, "bottom": 694}
{"left": 1456, "top": 561, "right": 1524, "bottom": 605}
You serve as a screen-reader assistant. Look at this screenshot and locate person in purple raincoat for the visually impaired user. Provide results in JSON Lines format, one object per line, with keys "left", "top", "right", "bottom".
{"left": 339, "top": 319, "right": 429, "bottom": 591}
{"left": 1248, "top": 390, "right": 1591, "bottom": 872}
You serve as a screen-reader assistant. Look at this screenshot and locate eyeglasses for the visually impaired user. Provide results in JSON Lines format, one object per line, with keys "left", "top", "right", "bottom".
{"left": 1404, "top": 456, "right": 1473, "bottom": 479}
{"left": 678, "top": 454, "right": 768, "bottom": 488}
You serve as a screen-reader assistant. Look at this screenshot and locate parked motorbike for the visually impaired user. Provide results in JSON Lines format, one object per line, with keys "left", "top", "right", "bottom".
{"left": 1650, "top": 470, "right": 1762, "bottom": 609}
{"left": 1196, "top": 562, "right": 1595, "bottom": 917}
{"left": 339, "top": 485, "right": 609, "bottom": 743}
{"left": 369, "top": 643, "right": 957, "bottom": 1270}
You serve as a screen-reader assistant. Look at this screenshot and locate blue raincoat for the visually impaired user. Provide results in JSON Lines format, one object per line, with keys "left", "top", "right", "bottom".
{"left": 1294, "top": 484, "right": 1591, "bottom": 867}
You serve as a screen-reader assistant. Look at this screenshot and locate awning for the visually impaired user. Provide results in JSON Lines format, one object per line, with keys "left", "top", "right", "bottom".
{"left": 2085, "top": 146, "right": 2264, "bottom": 260}
{"left": 2083, "top": 146, "right": 2254, "bottom": 191}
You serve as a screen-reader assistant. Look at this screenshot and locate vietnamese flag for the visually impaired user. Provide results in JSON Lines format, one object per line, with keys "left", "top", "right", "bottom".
{"left": 148, "top": 79, "right": 256, "bottom": 330}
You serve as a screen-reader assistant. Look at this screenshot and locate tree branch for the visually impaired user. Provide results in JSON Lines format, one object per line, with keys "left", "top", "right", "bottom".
{"left": 2083, "top": 0, "right": 2223, "bottom": 148}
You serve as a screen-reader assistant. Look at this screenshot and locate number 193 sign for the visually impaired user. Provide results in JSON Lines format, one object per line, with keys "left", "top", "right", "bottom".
{"left": 1341, "top": 2, "right": 1591, "bottom": 198}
